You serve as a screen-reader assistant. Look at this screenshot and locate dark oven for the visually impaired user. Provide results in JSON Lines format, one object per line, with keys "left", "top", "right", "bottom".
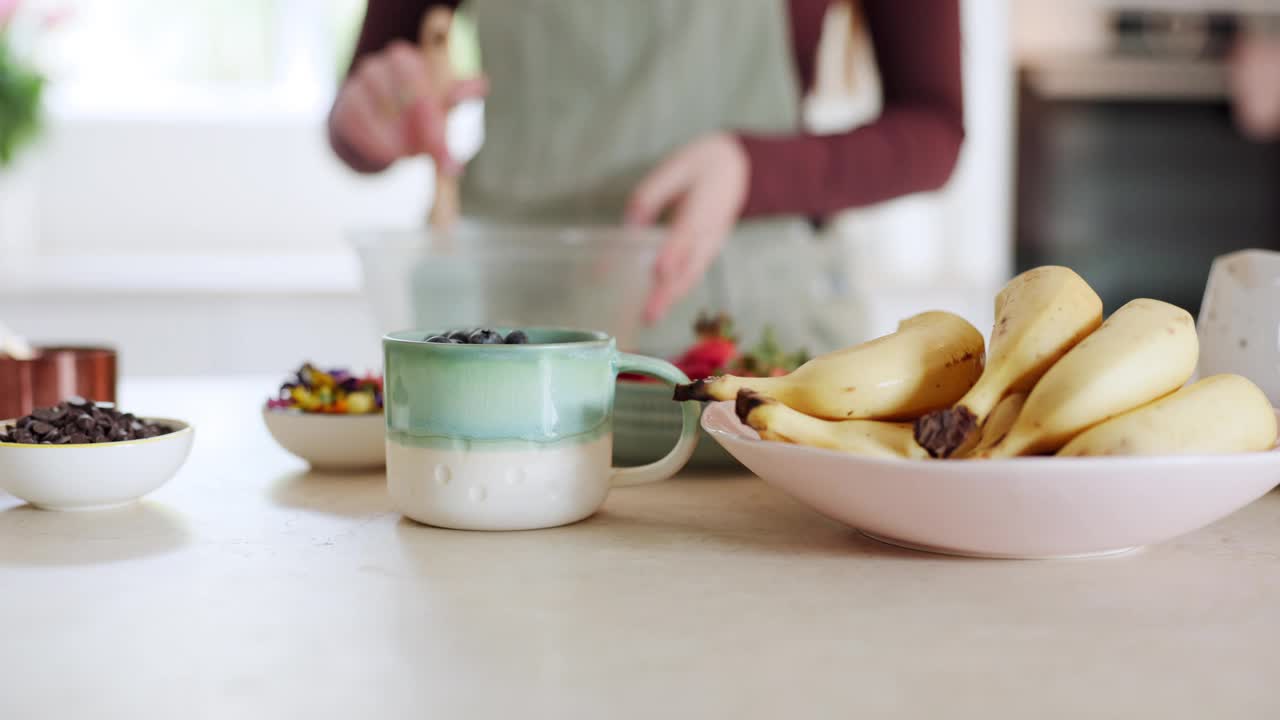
{"left": 1015, "top": 7, "right": 1280, "bottom": 316}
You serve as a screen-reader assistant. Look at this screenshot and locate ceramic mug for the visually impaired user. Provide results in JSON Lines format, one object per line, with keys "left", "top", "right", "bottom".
{"left": 1198, "top": 249, "right": 1280, "bottom": 406}
{"left": 383, "top": 328, "right": 700, "bottom": 530}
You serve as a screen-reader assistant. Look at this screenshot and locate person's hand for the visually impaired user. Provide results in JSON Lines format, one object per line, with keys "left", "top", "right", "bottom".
{"left": 1229, "top": 34, "right": 1280, "bottom": 142}
{"left": 329, "top": 40, "right": 488, "bottom": 173}
{"left": 625, "top": 132, "right": 750, "bottom": 324}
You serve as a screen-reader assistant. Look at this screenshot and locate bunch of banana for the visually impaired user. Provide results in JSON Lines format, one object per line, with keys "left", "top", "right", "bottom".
{"left": 675, "top": 266, "right": 1278, "bottom": 460}
{"left": 914, "top": 266, "right": 1102, "bottom": 458}
{"left": 673, "top": 310, "right": 985, "bottom": 421}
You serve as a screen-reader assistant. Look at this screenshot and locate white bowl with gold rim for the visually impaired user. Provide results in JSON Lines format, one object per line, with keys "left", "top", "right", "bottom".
{"left": 0, "top": 418, "right": 194, "bottom": 511}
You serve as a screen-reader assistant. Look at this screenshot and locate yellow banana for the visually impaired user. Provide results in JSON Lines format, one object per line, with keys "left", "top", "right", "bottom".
{"left": 958, "top": 392, "right": 1026, "bottom": 458}
{"left": 915, "top": 266, "right": 1102, "bottom": 457}
{"left": 674, "top": 311, "right": 984, "bottom": 421}
{"left": 980, "top": 298, "right": 1199, "bottom": 458}
{"left": 735, "top": 390, "right": 929, "bottom": 460}
{"left": 1057, "top": 374, "right": 1276, "bottom": 457}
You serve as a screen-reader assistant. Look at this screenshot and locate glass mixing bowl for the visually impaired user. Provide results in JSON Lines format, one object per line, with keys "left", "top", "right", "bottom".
{"left": 351, "top": 220, "right": 664, "bottom": 351}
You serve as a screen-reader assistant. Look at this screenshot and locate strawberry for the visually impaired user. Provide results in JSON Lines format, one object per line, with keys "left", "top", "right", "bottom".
{"left": 624, "top": 314, "right": 805, "bottom": 385}
{"left": 672, "top": 312, "right": 738, "bottom": 380}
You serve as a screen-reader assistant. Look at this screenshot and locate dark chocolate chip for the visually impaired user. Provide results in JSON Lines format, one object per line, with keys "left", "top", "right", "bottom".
{"left": 6, "top": 403, "right": 173, "bottom": 445}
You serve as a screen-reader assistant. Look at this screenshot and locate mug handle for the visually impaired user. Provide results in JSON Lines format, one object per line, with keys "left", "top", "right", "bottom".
{"left": 610, "top": 352, "right": 700, "bottom": 488}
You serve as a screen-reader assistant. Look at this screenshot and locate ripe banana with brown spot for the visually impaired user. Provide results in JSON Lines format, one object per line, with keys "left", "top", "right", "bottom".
{"left": 1057, "top": 374, "right": 1276, "bottom": 457}
{"left": 914, "top": 266, "right": 1102, "bottom": 458}
{"left": 735, "top": 389, "right": 929, "bottom": 460}
{"left": 979, "top": 298, "right": 1199, "bottom": 458}
{"left": 674, "top": 311, "right": 984, "bottom": 421}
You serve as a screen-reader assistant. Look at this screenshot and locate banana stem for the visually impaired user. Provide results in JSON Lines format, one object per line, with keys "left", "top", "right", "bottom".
{"left": 736, "top": 389, "right": 824, "bottom": 443}
{"left": 673, "top": 375, "right": 779, "bottom": 403}
{"left": 957, "top": 380, "right": 1005, "bottom": 426}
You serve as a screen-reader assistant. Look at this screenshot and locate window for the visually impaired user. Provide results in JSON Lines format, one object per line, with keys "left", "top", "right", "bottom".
{"left": 6, "top": 0, "right": 481, "bottom": 279}
{"left": 35, "top": 0, "right": 365, "bottom": 114}
{"left": 33, "top": 0, "right": 479, "bottom": 115}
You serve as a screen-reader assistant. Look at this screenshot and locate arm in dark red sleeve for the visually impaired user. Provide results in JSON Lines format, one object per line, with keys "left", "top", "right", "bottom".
{"left": 738, "top": 0, "right": 965, "bottom": 217}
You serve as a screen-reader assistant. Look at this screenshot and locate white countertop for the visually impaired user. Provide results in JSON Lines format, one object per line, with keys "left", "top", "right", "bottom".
{"left": 2, "top": 377, "right": 1279, "bottom": 719}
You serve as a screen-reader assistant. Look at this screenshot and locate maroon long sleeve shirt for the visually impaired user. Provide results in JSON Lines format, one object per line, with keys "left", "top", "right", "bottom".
{"left": 344, "top": 0, "right": 964, "bottom": 218}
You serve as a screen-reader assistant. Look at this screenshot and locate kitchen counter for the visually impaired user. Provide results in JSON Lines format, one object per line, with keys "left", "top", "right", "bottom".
{"left": 1, "top": 377, "right": 1279, "bottom": 719}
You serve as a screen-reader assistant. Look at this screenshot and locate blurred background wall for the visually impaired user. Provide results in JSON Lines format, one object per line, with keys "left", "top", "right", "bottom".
{"left": 1, "top": 0, "right": 1276, "bottom": 377}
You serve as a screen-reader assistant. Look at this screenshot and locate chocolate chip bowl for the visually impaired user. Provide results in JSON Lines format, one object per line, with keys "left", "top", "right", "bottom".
{"left": 0, "top": 398, "right": 194, "bottom": 511}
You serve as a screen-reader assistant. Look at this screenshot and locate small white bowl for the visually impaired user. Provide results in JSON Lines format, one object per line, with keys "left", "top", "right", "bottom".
{"left": 702, "top": 401, "right": 1280, "bottom": 559}
{"left": 262, "top": 408, "right": 385, "bottom": 471}
{"left": 0, "top": 419, "right": 194, "bottom": 511}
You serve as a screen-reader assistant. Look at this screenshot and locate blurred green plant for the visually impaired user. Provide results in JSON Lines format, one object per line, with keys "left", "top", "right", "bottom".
{"left": 0, "top": 28, "right": 45, "bottom": 169}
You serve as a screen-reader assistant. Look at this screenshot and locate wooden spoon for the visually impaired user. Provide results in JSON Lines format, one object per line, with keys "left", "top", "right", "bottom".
{"left": 420, "top": 6, "right": 460, "bottom": 231}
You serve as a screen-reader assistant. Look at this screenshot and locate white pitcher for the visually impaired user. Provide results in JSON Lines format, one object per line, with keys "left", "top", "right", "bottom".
{"left": 1198, "top": 249, "right": 1280, "bottom": 406}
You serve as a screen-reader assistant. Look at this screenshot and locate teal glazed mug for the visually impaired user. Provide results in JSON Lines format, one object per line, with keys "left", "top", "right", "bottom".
{"left": 383, "top": 328, "right": 700, "bottom": 530}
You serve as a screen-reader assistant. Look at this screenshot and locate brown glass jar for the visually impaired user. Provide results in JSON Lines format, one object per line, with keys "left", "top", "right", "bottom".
{"left": 0, "top": 347, "right": 117, "bottom": 420}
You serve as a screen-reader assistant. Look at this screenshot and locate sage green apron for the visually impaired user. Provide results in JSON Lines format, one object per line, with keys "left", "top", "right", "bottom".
{"left": 453, "top": 0, "right": 846, "bottom": 356}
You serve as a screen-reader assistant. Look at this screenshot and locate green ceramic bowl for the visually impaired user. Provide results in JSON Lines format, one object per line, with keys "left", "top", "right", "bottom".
{"left": 613, "top": 379, "right": 741, "bottom": 469}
